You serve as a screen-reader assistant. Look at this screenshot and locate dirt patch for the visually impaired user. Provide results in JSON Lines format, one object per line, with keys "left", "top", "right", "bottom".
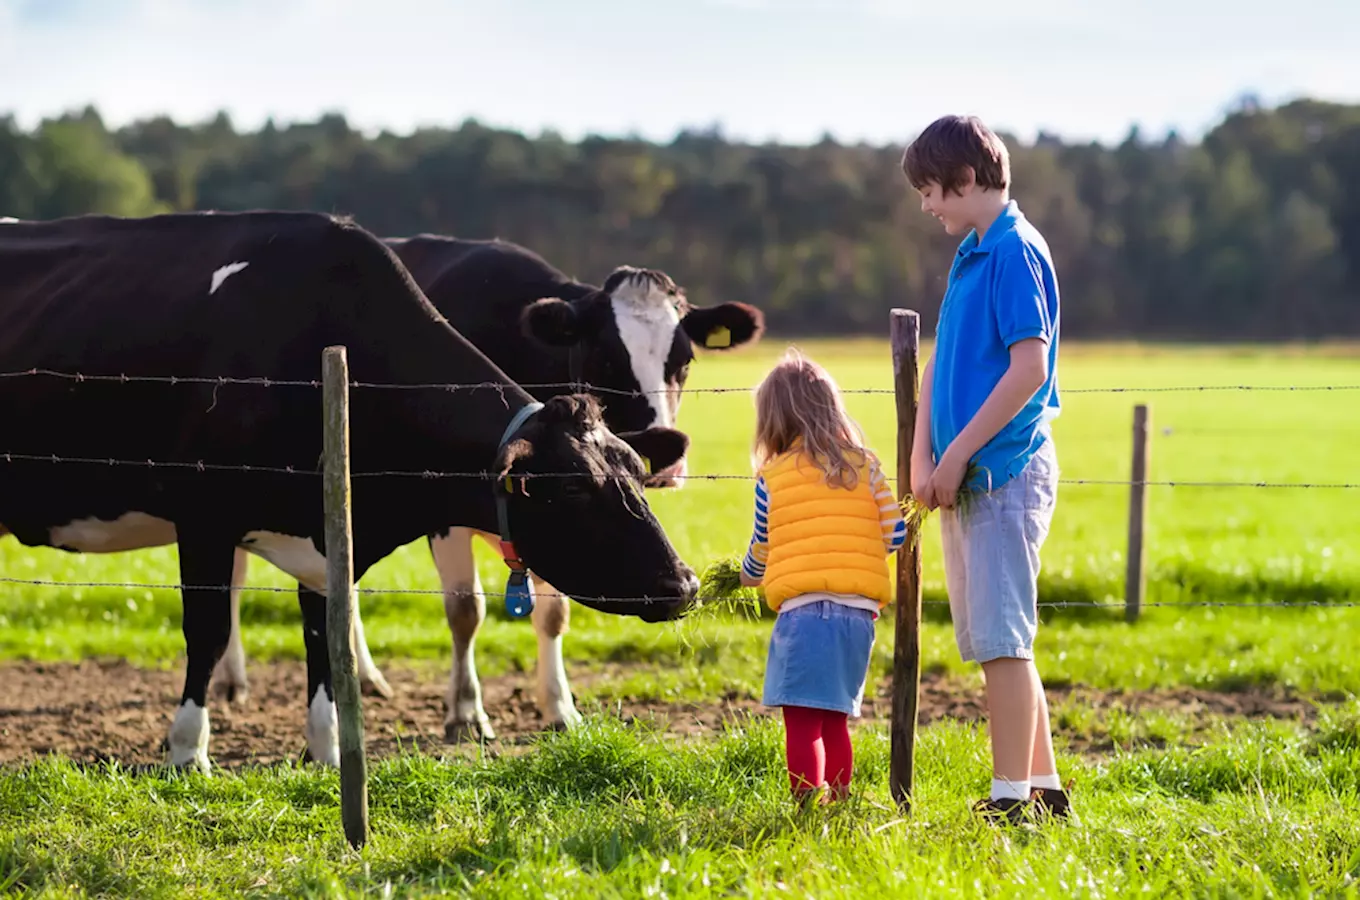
{"left": 0, "top": 660, "right": 1327, "bottom": 770}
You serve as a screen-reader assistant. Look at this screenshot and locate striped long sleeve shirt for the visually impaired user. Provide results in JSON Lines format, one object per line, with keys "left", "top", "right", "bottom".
{"left": 741, "top": 460, "right": 907, "bottom": 581}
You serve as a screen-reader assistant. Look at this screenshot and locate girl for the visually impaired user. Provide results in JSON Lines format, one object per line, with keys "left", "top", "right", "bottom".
{"left": 739, "top": 349, "right": 906, "bottom": 803}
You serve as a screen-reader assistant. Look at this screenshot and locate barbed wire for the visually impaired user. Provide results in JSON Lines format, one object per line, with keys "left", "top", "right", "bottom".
{"left": 2, "top": 367, "right": 1359, "bottom": 398}
{"left": 0, "top": 575, "right": 1355, "bottom": 610}
{"left": 1, "top": 452, "right": 1358, "bottom": 488}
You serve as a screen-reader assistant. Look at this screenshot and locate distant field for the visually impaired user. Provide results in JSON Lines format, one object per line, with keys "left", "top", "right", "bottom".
{"left": 3, "top": 339, "right": 1359, "bottom": 897}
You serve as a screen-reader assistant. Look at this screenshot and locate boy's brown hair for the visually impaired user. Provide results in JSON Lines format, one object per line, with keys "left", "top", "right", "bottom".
{"left": 901, "top": 114, "right": 1010, "bottom": 196}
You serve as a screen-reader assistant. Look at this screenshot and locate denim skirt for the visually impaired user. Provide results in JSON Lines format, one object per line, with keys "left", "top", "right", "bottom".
{"left": 762, "top": 599, "right": 877, "bottom": 717}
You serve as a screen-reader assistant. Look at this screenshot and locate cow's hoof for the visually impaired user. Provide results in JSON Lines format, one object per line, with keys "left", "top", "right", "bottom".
{"left": 169, "top": 754, "right": 211, "bottom": 776}
{"left": 360, "top": 672, "right": 394, "bottom": 700}
{"left": 444, "top": 718, "right": 495, "bottom": 743}
{"left": 541, "top": 705, "right": 584, "bottom": 732}
{"left": 211, "top": 678, "right": 250, "bottom": 706}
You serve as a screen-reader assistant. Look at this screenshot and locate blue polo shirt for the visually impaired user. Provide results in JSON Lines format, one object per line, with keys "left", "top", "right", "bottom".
{"left": 930, "top": 200, "right": 1060, "bottom": 491}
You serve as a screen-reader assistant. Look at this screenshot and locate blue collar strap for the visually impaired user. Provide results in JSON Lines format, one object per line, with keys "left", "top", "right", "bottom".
{"left": 499, "top": 401, "right": 544, "bottom": 449}
{"left": 495, "top": 400, "right": 543, "bottom": 620}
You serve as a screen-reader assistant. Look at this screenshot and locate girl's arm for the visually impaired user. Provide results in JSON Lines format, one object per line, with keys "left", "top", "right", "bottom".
{"left": 739, "top": 475, "right": 770, "bottom": 587}
{"left": 871, "top": 460, "right": 907, "bottom": 554}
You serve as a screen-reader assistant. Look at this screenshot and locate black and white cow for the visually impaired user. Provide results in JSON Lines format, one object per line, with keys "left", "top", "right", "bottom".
{"left": 0, "top": 211, "right": 699, "bottom": 772}
{"left": 211, "top": 235, "right": 764, "bottom": 741}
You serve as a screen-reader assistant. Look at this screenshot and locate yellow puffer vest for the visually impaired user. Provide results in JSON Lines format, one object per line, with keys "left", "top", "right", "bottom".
{"left": 759, "top": 446, "right": 895, "bottom": 612}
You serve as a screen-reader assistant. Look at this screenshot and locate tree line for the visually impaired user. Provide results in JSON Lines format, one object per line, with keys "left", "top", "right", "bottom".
{"left": 2, "top": 96, "right": 1358, "bottom": 340}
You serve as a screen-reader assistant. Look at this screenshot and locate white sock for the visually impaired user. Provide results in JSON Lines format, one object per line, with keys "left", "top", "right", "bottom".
{"left": 991, "top": 777, "right": 1030, "bottom": 802}
{"left": 1030, "top": 773, "right": 1062, "bottom": 791}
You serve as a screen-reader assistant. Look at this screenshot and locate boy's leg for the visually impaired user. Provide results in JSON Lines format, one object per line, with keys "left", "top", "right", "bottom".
{"left": 1030, "top": 677, "right": 1058, "bottom": 783}
{"left": 782, "top": 705, "right": 826, "bottom": 796}
{"left": 980, "top": 657, "right": 1039, "bottom": 798}
{"left": 963, "top": 441, "right": 1060, "bottom": 808}
{"left": 821, "top": 709, "right": 853, "bottom": 799}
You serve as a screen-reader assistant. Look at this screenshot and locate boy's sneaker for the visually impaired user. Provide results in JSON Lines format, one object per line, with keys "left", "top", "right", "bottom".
{"left": 971, "top": 796, "right": 1032, "bottom": 826}
{"left": 1030, "top": 784, "right": 1078, "bottom": 823}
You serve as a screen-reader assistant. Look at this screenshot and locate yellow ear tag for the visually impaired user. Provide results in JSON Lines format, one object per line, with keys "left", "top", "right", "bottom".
{"left": 704, "top": 325, "right": 732, "bottom": 349}
{"left": 504, "top": 476, "right": 513, "bottom": 493}
{"left": 640, "top": 456, "right": 652, "bottom": 475}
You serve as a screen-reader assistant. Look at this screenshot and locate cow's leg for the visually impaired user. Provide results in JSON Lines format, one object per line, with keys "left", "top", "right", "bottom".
{"left": 530, "top": 574, "right": 582, "bottom": 730}
{"left": 351, "top": 599, "right": 392, "bottom": 699}
{"left": 431, "top": 528, "right": 494, "bottom": 742}
{"left": 168, "top": 533, "right": 235, "bottom": 773}
{"left": 210, "top": 546, "right": 251, "bottom": 704}
{"left": 297, "top": 585, "right": 340, "bottom": 766}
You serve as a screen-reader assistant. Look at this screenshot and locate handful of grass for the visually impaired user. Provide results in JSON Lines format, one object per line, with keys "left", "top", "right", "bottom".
{"left": 695, "top": 557, "right": 764, "bottom": 618}
{"left": 901, "top": 460, "right": 992, "bottom": 523}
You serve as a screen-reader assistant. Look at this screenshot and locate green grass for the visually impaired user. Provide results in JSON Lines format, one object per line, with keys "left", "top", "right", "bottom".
{"left": 2, "top": 708, "right": 1359, "bottom": 897}
{"left": 3, "top": 339, "right": 1360, "bottom": 896}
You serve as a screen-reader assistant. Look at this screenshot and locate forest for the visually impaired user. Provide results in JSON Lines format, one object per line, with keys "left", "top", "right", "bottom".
{"left": 2, "top": 94, "right": 1358, "bottom": 340}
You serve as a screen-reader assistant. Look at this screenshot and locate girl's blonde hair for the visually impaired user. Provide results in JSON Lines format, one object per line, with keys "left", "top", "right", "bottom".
{"left": 752, "top": 348, "right": 875, "bottom": 489}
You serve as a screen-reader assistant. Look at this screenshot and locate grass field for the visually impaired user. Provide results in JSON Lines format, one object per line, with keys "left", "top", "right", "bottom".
{"left": 2, "top": 339, "right": 1359, "bottom": 897}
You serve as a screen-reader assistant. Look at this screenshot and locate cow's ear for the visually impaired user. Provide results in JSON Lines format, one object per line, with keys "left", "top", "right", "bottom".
{"left": 520, "top": 297, "right": 582, "bottom": 347}
{"left": 616, "top": 427, "right": 689, "bottom": 476}
{"left": 680, "top": 302, "right": 765, "bottom": 351}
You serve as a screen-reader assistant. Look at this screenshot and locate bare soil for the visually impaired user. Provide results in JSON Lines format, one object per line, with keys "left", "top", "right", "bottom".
{"left": 0, "top": 660, "right": 1326, "bottom": 770}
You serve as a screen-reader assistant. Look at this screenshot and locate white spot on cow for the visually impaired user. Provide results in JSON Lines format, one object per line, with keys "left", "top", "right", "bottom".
{"left": 167, "top": 699, "right": 211, "bottom": 772}
{"left": 0, "top": 217, "right": 18, "bottom": 224}
{"left": 209, "top": 260, "right": 249, "bottom": 295}
{"left": 48, "top": 512, "right": 176, "bottom": 553}
{"left": 239, "top": 531, "right": 326, "bottom": 593}
{"left": 305, "top": 684, "right": 340, "bottom": 767}
{"left": 609, "top": 279, "right": 681, "bottom": 428}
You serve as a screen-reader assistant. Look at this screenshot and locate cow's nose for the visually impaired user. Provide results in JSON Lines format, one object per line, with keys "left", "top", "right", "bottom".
{"left": 643, "top": 455, "right": 687, "bottom": 489}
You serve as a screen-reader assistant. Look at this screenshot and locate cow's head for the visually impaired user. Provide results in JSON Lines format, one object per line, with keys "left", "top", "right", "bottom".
{"left": 520, "top": 266, "right": 764, "bottom": 487}
{"left": 494, "top": 394, "right": 699, "bottom": 622}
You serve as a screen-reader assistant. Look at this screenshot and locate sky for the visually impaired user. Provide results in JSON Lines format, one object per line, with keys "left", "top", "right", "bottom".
{"left": 2, "top": 0, "right": 1358, "bottom": 147}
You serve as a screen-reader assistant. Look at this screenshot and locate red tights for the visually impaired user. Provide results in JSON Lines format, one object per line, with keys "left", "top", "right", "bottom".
{"left": 782, "top": 705, "right": 853, "bottom": 797}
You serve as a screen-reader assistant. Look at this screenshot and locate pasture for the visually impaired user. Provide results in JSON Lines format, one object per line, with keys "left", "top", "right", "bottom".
{"left": 2, "top": 338, "right": 1359, "bottom": 897}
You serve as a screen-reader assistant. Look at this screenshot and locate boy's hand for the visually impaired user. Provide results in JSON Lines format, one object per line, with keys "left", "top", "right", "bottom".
{"left": 928, "top": 449, "right": 969, "bottom": 509}
{"left": 910, "top": 456, "right": 937, "bottom": 509}
{"left": 739, "top": 570, "right": 762, "bottom": 588}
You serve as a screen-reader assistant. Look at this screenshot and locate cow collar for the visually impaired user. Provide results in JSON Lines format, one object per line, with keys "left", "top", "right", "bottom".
{"left": 495, "top": 400, "right": 544, "bottom": 618}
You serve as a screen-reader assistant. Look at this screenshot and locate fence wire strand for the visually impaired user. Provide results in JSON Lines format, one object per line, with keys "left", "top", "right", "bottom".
{"left": 1, "top": 452, "right": 1358, "bottom": 489}
{"left": 0, "top": 575, "right": 1354, "bottom": 610}
{"left": 3, "top": 367, "right": 1360, "bottom": 397}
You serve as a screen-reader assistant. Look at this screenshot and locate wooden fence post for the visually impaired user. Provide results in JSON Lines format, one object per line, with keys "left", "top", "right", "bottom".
{"left": 888, "top": 309, "right": 924, "bottom": 813}
{"left": 322, "top": 345, "right": 368, "bottom": 850}
{"left": 1125, "top": 403, "right": 1150, "bottom": 624}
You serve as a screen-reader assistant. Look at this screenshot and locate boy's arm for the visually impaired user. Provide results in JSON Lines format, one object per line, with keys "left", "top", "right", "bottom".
{"left": 870, "top": 460, "right": 908, "bottom": 554}
{"left": 738, "top": 475, "right": 770, "bottom": 587}
{"left": 932, "top": 248, "right": 1054, "bottom": 509}
{"left": 911, "top": 354, "right": 936, "bottom": 506}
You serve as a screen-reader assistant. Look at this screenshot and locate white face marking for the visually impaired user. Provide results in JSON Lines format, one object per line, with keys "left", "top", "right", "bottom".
{"left": 48, "top": 512, "right": 177, "bottom": 553}
{"left": 609, "top": 278, "right": 681, "bottom": 429}
{"left": 209, "top": 260, "right": 250, "bottom": 295}
{"left": 239, "top": 530, "right": 327, "bottom": 593}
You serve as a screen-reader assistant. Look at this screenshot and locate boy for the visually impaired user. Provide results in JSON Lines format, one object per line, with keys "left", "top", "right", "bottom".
{"left": 901, "top": 114, "right": 1071, "bottom": 824}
